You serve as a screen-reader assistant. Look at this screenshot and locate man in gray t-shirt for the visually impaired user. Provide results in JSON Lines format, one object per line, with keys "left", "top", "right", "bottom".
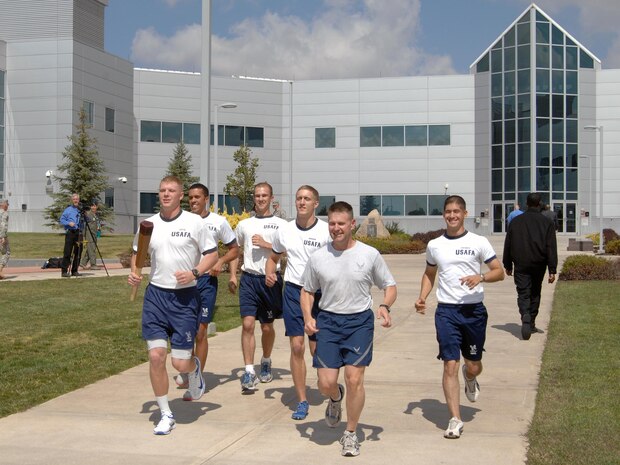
{"left": 301, "top": 201, "right": 397, "bottom": 457}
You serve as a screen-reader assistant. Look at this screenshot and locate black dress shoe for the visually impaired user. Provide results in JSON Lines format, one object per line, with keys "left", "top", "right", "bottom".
{"left": 521, "top": 314, "right": 532, "bottom": 340}
{"left": 61, "top": 272, "right": 71, "bottom": 278}
{"left": 71, "top": 272, "right": 83, "bottom": 277}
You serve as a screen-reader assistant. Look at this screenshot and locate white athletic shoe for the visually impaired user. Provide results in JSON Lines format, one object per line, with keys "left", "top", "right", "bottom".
{"left": 462, "top": 364, "right": 480, "bottom": 402}
{"left": 153, "top": 413, "right": 176, "bottom": 435}
{"left": 444, "top": 417, "right": 464, "bottom": 439}
{"left": 187, "top": 356, "right": 205, "bottom": 401}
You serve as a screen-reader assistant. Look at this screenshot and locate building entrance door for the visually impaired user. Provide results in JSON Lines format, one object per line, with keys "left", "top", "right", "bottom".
{"left": 492, "top": 202, "right": 518, "bottom": 233}
{"left": 553, "top": 202, "right": 576, "bottom": 233}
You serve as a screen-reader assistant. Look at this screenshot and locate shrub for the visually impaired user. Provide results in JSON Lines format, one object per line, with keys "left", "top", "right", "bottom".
{"left": 586, "top": 228, "right": 619, "bottom": 247}
{"left": 605, "top": 239, "right": 620, "bottom": 255}
{"left": 385, "top": 221, "right": 405, "bottom": 235}
{"left": 559, "top": 255, "right": 619, "bottom": 281}
{"left": 357, "top": 236, "right": 426, "bottom": 254}
{"left": 411, "top": 229, "right": 445, "bottom": 245}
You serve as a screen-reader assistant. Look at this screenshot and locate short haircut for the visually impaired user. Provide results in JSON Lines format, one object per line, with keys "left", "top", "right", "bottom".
{"left": 444, "top": 195, "right": 466, "bottom": 211}
{"left": 160, "top": 175, "right": 183, "bottom": 187}
{"left": 254, "top": 182, "right": 273, "bottom": 196}
{"left": 526, "top": 192, "right": 542, "bottom": 208}
{"left": 328, "top": 201, "right": 353, "bottom": 219}
{"left": 188, "top": 183, "right": 210, "bottom": 197}
{"left": 0, "top": 199, "right": 8, "bottom": 206}
{"left": 296, "top": 185, "right": 319, "bottom": 201}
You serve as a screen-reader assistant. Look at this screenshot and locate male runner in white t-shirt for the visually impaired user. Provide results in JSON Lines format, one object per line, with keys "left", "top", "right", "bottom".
{"left": 265, "top": 185, "right": 330, "bottom": 420}
{"left": 173, "top": 183, "right": 239, "bottom": 397}
{"left": 415, "top": 195, "right": 504, "bottom": 439}
{"left": 229, "top": 182, "right": 287, "bottom": 392}
{"left": 127, "top": 176, "right": 219, "bottom": 435}
{"left": 301, "top": 201, "right": 397, "bottom": 457}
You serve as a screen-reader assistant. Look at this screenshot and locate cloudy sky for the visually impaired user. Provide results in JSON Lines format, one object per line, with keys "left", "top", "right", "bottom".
{"left": 104, "top": 0, "right": 620, "bottom": 80}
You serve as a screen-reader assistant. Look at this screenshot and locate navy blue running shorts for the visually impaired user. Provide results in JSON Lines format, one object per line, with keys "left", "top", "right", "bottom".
{"left": 239, "top": 272, "right": 283, "bottom": 323}
{"left": 435, "top": 302, "right": 488, "bottom": 362}
{"left": 197, "top": 274, "right": 218, "bottom": 324}
{"left": 283, "top": 283, "right": 320, "bottom": 341}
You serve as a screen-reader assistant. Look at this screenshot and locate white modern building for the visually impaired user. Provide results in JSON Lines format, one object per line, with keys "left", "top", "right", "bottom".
{"left": 1, "top": 1, "right": 618, "bottom": 235}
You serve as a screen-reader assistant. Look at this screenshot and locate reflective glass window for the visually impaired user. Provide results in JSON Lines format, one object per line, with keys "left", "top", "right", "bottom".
{"left": 536, "top": 69, "right": 550, "bottom": 92}
{"left": 505, "top": 168, "right": 516, "bottom": 192}
{"left": 360, "top": 127, "right": 381, "bottom": 147}
{"left": 505, "top": 144, "right": 516, "bottom": 167}
{"left": 552, "top": 25, "right": 563, "bottom": 44}
{"left": 105, "top": 107, "right": 115, "bottom": 133}
{"left": 505, "top": 120, "right": 516, "bottom": 144}
{"left": 82, "top": 100, "right": 94, "bottom": 126}
{"left": 518, "top": 69, "right": 531, "bottom": 93}
{"left": 552, "top": 143, "right": 564, "bottom": 166}
{"left": 566, "top": 71, "right": 578, "bottom": 94}
{"left": 492, "top": 145, "right": 502, "bottom": 168}
{"left": 504, "top": 47, "right": 515, "bottom": 72}
{"left": 566, "top": 47, "right": 578, "bottom": 69}
{"left": 491, "top": 49, "right": 502, "bottom": 73}
{"left": 183, "top": 123, "right": 200, "bottom": 144}
{"left": 504, "top": 95, "right": 516, "bottom": 119}
{"left": 317, "top": 196, "right": 336, "bottom": 215}
{"left": 477, "top": 53, "right": 489, "bottom": 73}
{"left": 566, "top": 95, "right": 578, "bottom": 118}
{"left": 428, "top": 196, "right": 445, "bottom": 216}
{"left": 382, "top": 195, "right": 404, "bottom": 216}
{"left": 552, "top": 95, "right": 564, "bottom": 118}
{"left": 140, "top": 120, "right": 161, "bottom": 142}
{"left": 537, "top": 94, "right": 550, "bottom": 117}
{"left": 504, "top": 71, "right": 516, "bottom": 95}
{"left": 552, "top": 119, "right": 564, "bottom": 142}
{"left": 552, "top": 168, "right": 564, "bottom": 191}
{"left": 536, "top": 11, "right": 547, "bottom": 22}
{"left": 104, "top": 188, "right": 114, "bottom": 209}
{"left": 140, "top": 192, "right": 159, "bottom": 214}
{"left": 210, "top": 124, "right": 224, "bottom": 146}
{"left": 552, "top": 70, "right": 564, "bottom": 93}
{"left": 536, "top": 118, "right": 549, "bottom": 141}
{"left": 0, "top": 71, "right": 4, "bottom": 98}
{"left": 518, "top": 94, "right": 530, "bottom": 117}
{"left": 518, "top": 167, "right": 531, "bottom": 191}
{"left": 382, "top": 126, "right": 404, "bottom": 146}
{"left": 536, "top": 22, "right": 549, "bottom": 44}
{"left": 565, "top": 119, "right": 578, "bottom": 143}
{"left": 0, "top": 99, "right": 5, "bottom": 126}
{"left": 492, "top": 98, "right": 503, "bottom": 121}
{"left": 315, "top": 127, "right": 336, "bottom": 148}
{"left": 518, "top": 143, "right": 531, "bottom": 166}
{"left": 505, "top": 26, "right": 516, "bottom": 47}
{"left": 162, "top": 122, "right": 182, "bottom": 143}
{"left": 405, "top": 195, "right": 427, "bottom": 215}
{"left": 492, "top": 169, "right": 502, "bottom": 192}
{"left": 536, "top": 143, "right": 550, "bottom": 166}
{"left": 429, "top": 125, "right": 450, "bottom": 145}
{"left": 566, "top": 37, "right": 576, "bottom": 46}
{"left": 360, "top": 195, "right": 381, "bottom": 215}
{"left": 537, "top": 167, "right": 550, "bottom": 190}
{"left": 405, "top": 125, "right": 427, "bottom": 146}
{"left": 517, "top": 22, "right": 530, "bottom": 45}
{"left": 566, "top": 169, "right": 578, "bottom": 191}
{"left": 492, "top": 121, "right": 503, "bottom": 144}
{"left": 536, "top": 45, "right": 550, "bottom": 68}
{"left": 552, "top": 45, "right": 564, "bottom": 68}
{"left": 566, "top": 192, "right": 578, "bottom": 200}
{"left": 225, "top": 125, "right": 243, "bottom": 146}
{"left": 245, "top": 127, "right": 264, "bottom": 147}
{"left": 580, "top": 50, "right": 594, "bottom": 68}
{"left": 518, "top": 118, "right": 531, "bottom": 142}
{"left": 517, "top": 45, "right": 530, "bottom": 69}
{"left": 566, "top": 144, "right": 578, "bottom": 168}
{"left": 492, "top": 73, "right": 502, "bottom": 97}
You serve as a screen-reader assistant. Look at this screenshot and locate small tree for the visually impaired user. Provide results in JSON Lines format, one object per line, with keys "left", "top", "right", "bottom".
{"left": 166, "top": 141, "right": 199, "bottom": 210}
{"left": 224, "top": 145, "right": 259, "bottom": 213}
{"left": 44, "top": 108, "right": 113, "bottom": 229}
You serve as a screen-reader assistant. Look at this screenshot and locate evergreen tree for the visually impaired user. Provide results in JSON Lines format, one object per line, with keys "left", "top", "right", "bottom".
{"left": 224, "top": 145, "right": 259, "bottom": 213}
{"left": 44, "top": 108, "right": 113, "bottom": 230}
{"left": 165, "top": 141, "right": 199, "bottom": 211}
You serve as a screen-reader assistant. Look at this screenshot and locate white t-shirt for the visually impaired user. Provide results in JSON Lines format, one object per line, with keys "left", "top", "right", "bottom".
{"left": 302, "top": 241, "right": 396, "bottom": 314}
{"left": 426, "top": 231, "right": 497, "bottom": 304}
{"left": 236, "top": 214, "right": 288, "bottom": 275}
{"left": 271, "top": 218, "right": 330, "bottom": 286}
{"left": 133, "top": 210, "right": 217, "bottom": 289}
{"left": 202, "top": 212, "right": 236, "bottom": 246}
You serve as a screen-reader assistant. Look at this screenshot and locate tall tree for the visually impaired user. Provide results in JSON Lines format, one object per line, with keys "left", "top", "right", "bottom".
{"left": 224, "top": 145, "right": 259, "bottom": 213}
{"left": 166, "top": 141, "right": 199, "bottom": 210}
{"left": 44, "top": 108, "right": 113, "bottom": 230}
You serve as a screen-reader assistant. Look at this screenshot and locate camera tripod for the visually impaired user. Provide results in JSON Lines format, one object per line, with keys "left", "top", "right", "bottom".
{"left": 79, "top": 208, "right": 110, "bottom": 277}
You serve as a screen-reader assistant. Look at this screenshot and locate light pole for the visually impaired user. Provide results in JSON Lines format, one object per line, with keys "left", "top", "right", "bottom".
{"left": 584, "top": 125, "right": 604, "bottom": 253}
{"left": 579, "top": 155, "right": 591, "bottom": 233}
{"left": 213, "top": 103, "right": 237, "bottom": 213}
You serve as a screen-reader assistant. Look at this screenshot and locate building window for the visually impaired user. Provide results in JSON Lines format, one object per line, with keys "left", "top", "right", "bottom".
{"left": 225, "top": 125, "right": 244, "bottom": 147}
{"left": 317, "top": 196, "right": 335, "bottom": 215}
{"left": 183, "top": 123, "right": 200, "bottom": 144}
{"left": 429, "top": 125, "right": 450, "bottom": 145}
{"left": 382, "top": 126, "right": 404, "bottom": 147}
{"left": 140, "top": 193, "right": 159, "bottom": 214}
{"left": 382, "top": 195, "right": 404, "bottom": 216}
{"left": 210, "top": 124, "right": 224, "bottom": 146}
{"left": 82, "top": 100, "right": 94, "bottom": 126}
{"left": 428, "top": 195, "right": 446, "bottom": 216}
{"left": 359, "top": 195, "right": 381, "bottom": 215}
{"left": 105, "top": 107, "right": 115, "bottom": 133}
{"left": 245, "top": 127, "right": 264, "bottom": 147}
{"left": 104, "top": 187, "right": 114, "bottom": 209}
{"left": 162, "top": 122, "right": 182, "bottom": 143}
{"left": 360, "top": 127, "right": 381, "bottom": 147}
{"left": 140, "top": 121, "right": 161, "bottom": 142}
{"left": 405, "top": 125, "right": 427, "bottom": 146}
{"left": 315, "top": 128, "right": 335, "bottom": 148}
{"left": 405, "top": 195, "right": 427, "bottom": 215}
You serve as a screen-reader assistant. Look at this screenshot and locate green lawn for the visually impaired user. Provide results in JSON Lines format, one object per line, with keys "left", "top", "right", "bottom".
{"left": 526, "top": 281, "right": 620, "bottom": 465}
{"left": 0, "top": 275, "right": 241, "bottom": 418}
{"left": 7, "top": 232, "right": 134, "bottom": 259}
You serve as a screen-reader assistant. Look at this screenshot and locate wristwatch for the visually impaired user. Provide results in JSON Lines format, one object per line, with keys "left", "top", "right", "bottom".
{"left": 480, "top": 273, "right": 485, "bottom": 282}
{"left": 379, "top": 304, "right": 391, "bottom": 313}
{"left": 191, "top": 268, "right": 200, "bottom": 280}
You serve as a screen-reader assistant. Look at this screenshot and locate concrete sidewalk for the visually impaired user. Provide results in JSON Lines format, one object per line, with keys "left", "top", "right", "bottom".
{"left": 0, "top": 237, "right": 572, "bottom": 465}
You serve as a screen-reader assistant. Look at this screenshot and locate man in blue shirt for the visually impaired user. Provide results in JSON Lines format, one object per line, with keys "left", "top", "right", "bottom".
{"left": 506, "top": 203, "right": 523, "bottom": 228}
{"left": 60, "top": 193, "right": 83, "bottom": 277}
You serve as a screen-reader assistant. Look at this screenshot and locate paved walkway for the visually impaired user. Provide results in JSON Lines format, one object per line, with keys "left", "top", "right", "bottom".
{"left": 0, "top": 237, "right": 574, "bottom": 465}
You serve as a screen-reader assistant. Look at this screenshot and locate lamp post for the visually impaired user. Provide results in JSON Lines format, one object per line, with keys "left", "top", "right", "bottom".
{"left": 584, "top": 125, "right": 604, "bottom": 253}
{"left": 213, "top": 103, "right": 237, "bottom": 213}
{"left": 578, "top": 155, "right": 591, "bottom": 233}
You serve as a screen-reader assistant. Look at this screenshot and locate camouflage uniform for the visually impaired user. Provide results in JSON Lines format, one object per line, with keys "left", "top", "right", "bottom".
{"left": 0, "top": 207, "right": 9, "bottom": 268}
{"left": 80, "top": 210, "right": 99, "bottom": 267}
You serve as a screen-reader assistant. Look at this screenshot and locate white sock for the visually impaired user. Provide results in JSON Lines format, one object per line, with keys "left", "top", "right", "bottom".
{"left": 261, "top": 356, "right": 271, "bottom": 364}
{"left": 245, "top": 364, "right": 255, "bottom": 374}
{"left": 156, "top": 396, "right": 172, "bottom": 416}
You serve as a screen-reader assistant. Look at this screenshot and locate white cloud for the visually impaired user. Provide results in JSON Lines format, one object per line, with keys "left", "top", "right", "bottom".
{"left": 131, "top": 0, "right": 456, "bottom": 78}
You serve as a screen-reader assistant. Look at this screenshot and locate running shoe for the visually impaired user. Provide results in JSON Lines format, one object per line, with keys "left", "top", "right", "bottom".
{"left": 259, "top": 359, "right": 273, "bottom": 383}
{"left": 521, "top": 313, "right": 532, "bottom": 340}
{"left": 325, "top": 384, "right": 344, "bottom": 427}
{"left": 444, "top": 417, "right": 464, "bottom": 439}
{"left": 339, "top": 430, "right": 360, "bottom": 457}
{"left": 174, "top": 373, "right": 189, "bottom": 389}
{"left": 153, "top": 412, "right": 176, "bottom": 435}
{"left": 292, "top": 400, "right": 309, "bottom": 420}
{"left": 187, "top": 356, "right": 205, "bottom": 401}
{"left": 462, "top": 364, "right": 480, "bottom": 402}
{"left": 241, "top": 371, "right": 259, "bottom": 392}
